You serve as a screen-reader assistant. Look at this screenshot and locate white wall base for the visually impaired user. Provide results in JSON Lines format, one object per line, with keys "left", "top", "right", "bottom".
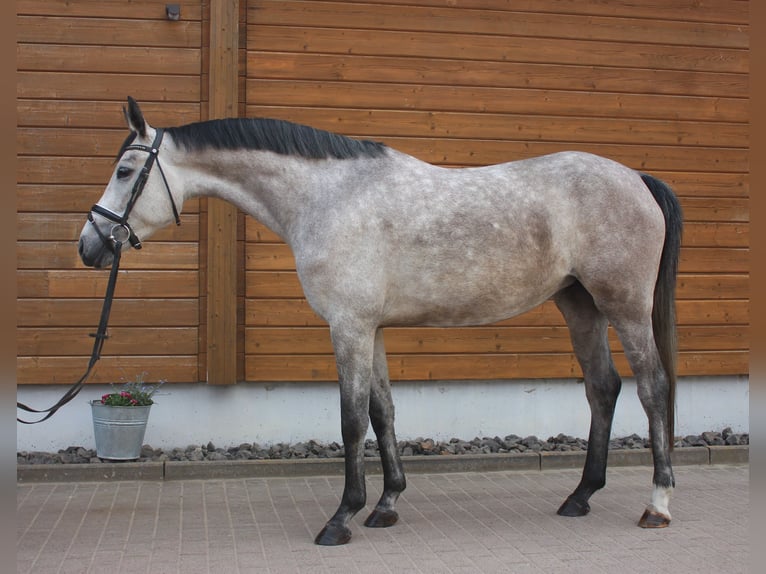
{"left": 17, "top": 375, "right": 749, "bottom": 452}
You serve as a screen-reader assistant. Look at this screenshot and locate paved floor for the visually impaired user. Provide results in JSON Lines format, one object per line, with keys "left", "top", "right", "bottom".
{"left": 18, "top": 464, "right": 748, "bottom": 574}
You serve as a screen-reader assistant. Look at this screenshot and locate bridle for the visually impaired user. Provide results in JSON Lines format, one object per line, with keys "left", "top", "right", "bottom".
{"left": 88, "top": 127, "right": 180, "bottom": 251}
{"left": 17, "top": 128, "right": 180, "bottom": 424}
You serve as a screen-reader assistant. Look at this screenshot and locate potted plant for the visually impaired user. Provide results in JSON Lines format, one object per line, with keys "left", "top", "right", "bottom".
{"left": 90, "top": 373, "right": 164, "bottom": 461}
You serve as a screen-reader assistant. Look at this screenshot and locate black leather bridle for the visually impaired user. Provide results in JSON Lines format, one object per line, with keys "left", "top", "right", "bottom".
{"left": 17, "top": 128, "right": 180, "bottom": 424}
{"left": 88, "top": 128, "right": 180, "bottom": 250}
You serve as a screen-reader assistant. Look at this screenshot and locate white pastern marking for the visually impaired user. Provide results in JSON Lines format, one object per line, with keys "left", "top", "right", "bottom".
{"left": 649, "top": 485, "right": 673, "bottom": 517}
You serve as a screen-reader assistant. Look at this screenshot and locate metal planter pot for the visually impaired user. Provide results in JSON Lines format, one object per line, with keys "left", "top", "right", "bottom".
{"left": 90, "top": 402, "right": 152, "bottom": 460}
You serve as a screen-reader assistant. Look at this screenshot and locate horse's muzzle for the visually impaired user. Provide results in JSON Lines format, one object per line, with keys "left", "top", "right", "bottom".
{"left": 78, "top": 236, "right": 114, "bottom": 269}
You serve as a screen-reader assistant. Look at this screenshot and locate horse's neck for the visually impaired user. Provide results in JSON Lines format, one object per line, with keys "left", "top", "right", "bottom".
{"left": 182, "top": 150, "right": 343, "bottom": 244}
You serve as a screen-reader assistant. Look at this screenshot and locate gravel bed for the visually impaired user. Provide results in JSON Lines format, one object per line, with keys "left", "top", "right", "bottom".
{"left": 17, "top": 427, "right": 747, "bottom": 465}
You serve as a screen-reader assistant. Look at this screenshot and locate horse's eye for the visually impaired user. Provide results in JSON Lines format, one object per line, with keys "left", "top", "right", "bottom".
{"left": 116, "top": 166, "right": 133, "bottom": 180}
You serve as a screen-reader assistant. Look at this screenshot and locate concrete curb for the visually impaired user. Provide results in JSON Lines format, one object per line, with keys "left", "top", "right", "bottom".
{"left": 17, "top": 445, "right": 748, "bottom": 483}
{"left": 17, "top": 461, "right": 164, "bottom": 483}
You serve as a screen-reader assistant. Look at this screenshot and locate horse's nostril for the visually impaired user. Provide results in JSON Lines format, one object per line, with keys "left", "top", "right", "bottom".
{"left": 78, "top": 238, "right": 84, "bottom": 255}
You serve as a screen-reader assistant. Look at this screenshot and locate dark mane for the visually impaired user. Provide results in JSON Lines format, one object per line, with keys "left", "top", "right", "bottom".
{"left": 164, "top": 117, "right": 388, "bottom": 159}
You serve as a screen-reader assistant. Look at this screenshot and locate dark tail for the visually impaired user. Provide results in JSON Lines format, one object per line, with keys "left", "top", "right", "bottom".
{"left": 639, "top": 173, "right": 683, "bottom": 449}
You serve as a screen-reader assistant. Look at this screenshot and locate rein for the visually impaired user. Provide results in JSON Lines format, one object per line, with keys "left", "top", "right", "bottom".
{"left": 17, "top": 128, "right": 179, "bottom": 424}
{"left": 17, "top": 243, "right": 124, "bottom": 424}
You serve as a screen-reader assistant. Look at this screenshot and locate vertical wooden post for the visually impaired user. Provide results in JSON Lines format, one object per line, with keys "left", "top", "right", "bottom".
{"left": 206, "top": 0, "right": 239, "bottom": 384}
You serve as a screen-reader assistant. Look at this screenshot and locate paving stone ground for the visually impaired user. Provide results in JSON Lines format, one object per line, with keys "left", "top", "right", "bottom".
{"left": 17, "top": 464, "right": 748, "bottom": 574}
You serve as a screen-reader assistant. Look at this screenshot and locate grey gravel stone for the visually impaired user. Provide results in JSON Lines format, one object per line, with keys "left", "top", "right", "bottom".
{"left": 16, "top": 428, "right": 748, "bottom": 465}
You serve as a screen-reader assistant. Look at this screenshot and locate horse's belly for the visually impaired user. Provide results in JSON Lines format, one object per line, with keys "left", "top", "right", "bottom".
{"left": 381, "top": 272, "right": 572, "bottom": 327}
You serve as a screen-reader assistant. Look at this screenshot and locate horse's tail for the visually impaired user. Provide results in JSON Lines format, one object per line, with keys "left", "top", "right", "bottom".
{"left": 639, "top": 172, "right": 683, "bottom": 449}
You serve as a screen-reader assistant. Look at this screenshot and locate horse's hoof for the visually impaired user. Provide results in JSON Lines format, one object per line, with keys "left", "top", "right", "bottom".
{"left": 314, "top": 523, "right": 352, "bottom": 546}
{"left": 638, "top": 509, "right": 671, "bottom": 528}
{"left": 364, "top": 509, "right": 399, "bottom": 528}
{"left": 557, "top": 497, "right": 590, "bottom": 517}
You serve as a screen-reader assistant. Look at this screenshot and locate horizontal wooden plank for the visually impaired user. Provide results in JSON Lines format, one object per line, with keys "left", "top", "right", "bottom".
{"left": 18, "top": 327, "right": 198, "bottom": 356}
{"left": 17, "top": 72, "right": 201, "bottom": 102}
{"left": 676, "top": 274, "right": 748, "bottom": 300}
{"left": 35, "top": 144, "right": 744, "bottom": 188}
{"left": 17, "top": 213, "right": 199, "bottom": 242}
{"left": 245, "top": 299, "right": 571, "bottom": 328}
{"left": 245, "top": 243, "right": 748, "bottom": 274}
{"left": 246, "top": 80, "right": 749, "bottom": 124}
{"left": 246, "top": 219, "right": 749, "bottom": 249}
{"left": 248, "top": 53, "right": 748, "bottom": 99}
{"left": 18, "top": 44, "right": 201, "bottom": 75}
{"left": 17, "top": 355, "right": 199, "bottom": 385}
{"left": 245, "top": 243, "right": 294, "bottom": 270}
{"left": 677, "top": 325, "right": 749, "bottom": 351}
{"left": 249, "top": 0, "right": 748, "bottom": 49}
{"left": 676, "top": 299, "right": 749, "bottom": 326}
{"left": 246, "top": 326, "right": 574, "bottom": 355}
{"left": 245, "top": 220, "right": 283, "bottom": 243}
{"left": 17, "top": 299, "right": 199, "bottom": 327}
{"left": 245, "top": 298, "right": 749, "bottom": 328}
{"left": 19, "top": 126, "right": 748, "bottom": 170}
{"left": 244, "top": 189, "right": 750, "bottom": 236}
{"left": 250, "top": 0, "right": 749, "bottom": 26}
{"left": 17, "top": 184, "right": 201, "bottom": 214}
{"left": 249, "top": 25, "right": 747, "bottom": 74}
{"left": 17, "top": 99, "right": 200, "bottom": 129}
{"left": 18, "top": 270, "right": 200, "bottom": 298}
{"left": 680, "top": 197, "right": 748, "bottom": 222}
{"left": 377, "top": 138, "right": 750, "bottom": 172}
{"left": 246, "top": 271, "right": 306, "bottom": 298}
{"left": 244, "top": 325, "right": 747, "bottom": 355}
{"left": 16, "top": 0, "right": 203, "bottom": 20}
{"left": 16, "top": 127, "right": 149, "bottom": 157}
{"left": 651, "top": 172, "right": 748, "bottom": 199}
{"left": 245, "top": 352, "right": 578, "bottom": 381}
{"left": 245, "top": 350, "right": 748, "bottom": 381}
{"left": 247, "top": 299, "right": 324, "bottom": 326}
{"left": 17, "top": 16, "right": 201, "bottom": 48}
{"left": 681, "top": 222, "right": 748, "bottom": 248}
{"left": 17, "top": 156, "right": 113, "bottom": 185}
{"left": 17, "top": 241, "right": 198, "bottom": 270}
{"left": 246, "top": 106, "right": 748, "bottom": 149}
{"left": 246, "top": 271, "right": 750, "bottom": 300}
{"left": 21, "top": 182, "right": 750, "bottom": 223}
{"left": 678, "top": 247, "right": 748, "bottom": 273}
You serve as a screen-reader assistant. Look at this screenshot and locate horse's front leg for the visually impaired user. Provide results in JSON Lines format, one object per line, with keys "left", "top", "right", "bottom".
{"left": 314, "top": 326, "right": 375, "bottom": 546}
{"left": 364, "top": 328, "right": 406, "bottom": 528}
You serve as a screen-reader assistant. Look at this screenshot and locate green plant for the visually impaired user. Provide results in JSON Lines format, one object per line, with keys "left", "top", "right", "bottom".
{"left": 98, "top": 373, "right": 164, "bottom": 407}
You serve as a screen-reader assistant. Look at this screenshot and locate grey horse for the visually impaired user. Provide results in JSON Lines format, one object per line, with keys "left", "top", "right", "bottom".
{"left": 79, "top": 97, "right": 682, "bottom": 546}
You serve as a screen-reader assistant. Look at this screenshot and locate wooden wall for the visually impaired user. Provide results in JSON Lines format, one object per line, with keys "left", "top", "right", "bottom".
{"left": 16, "top": 0, "right": 205, "bottom": 384}
{"left": 244, "top": 0, "right": 749, "bottom": 381}
{"left": 16, "top": 0, "right": 749, "bottom": 387}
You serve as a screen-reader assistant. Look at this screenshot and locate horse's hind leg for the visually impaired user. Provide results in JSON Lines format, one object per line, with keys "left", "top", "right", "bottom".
{"left": 364, "top": 328, "right": 406, "bottom": 528}
{"left": 554, "top": 281, "right": 622, "bottom": 517}
{"left": 611, "top": 316, "right": 675, "bottom": 528}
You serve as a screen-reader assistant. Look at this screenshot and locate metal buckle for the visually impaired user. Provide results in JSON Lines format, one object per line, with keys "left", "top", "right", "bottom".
{"left": 109, "top": 224, "right": 131, "bottom": 245}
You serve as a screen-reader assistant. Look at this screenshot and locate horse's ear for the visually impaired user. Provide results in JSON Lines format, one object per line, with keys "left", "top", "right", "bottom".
{"left": 123, "top": 96, "right": 147, "bottom": 137}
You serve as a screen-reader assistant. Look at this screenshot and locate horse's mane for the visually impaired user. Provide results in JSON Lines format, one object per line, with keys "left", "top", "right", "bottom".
{"left": 164, "top": 117, "right": 388, "bottom": 160}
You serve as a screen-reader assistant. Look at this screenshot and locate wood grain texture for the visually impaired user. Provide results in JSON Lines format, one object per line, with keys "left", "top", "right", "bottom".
{"left": 16, "top": 0, "right": 749, "bottom": 385}
{"left": 243, "top": 0, "right": 749, "bottom": 381}
{"left": 16, "top": 0, "right": 205, "bottom": 384}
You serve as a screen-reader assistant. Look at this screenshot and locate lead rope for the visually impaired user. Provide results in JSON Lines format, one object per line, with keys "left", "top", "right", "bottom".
{"left": 17, "top": 240, "right": 124, "bottom": 424}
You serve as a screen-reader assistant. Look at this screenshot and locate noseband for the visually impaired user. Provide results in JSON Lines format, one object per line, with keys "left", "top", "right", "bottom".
{"left": 88, "top": 128, "right": 180, "bottom": 251}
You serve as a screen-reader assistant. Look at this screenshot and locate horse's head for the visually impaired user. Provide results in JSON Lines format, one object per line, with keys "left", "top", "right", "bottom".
{"left": 78, "top": 96, "right": 181, "bottom": 268}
